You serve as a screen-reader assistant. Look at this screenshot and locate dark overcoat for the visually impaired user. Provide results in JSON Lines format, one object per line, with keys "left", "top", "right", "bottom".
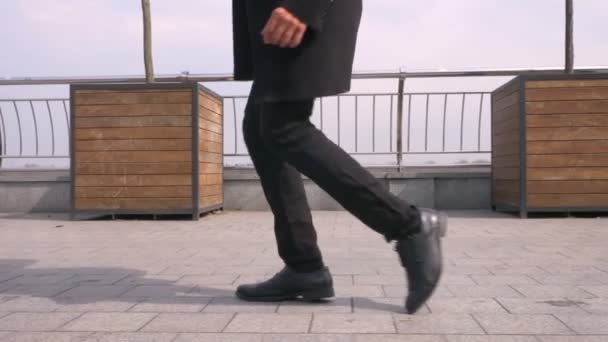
{"left": 232, "top": 0, "right": 362, "bottom": 102}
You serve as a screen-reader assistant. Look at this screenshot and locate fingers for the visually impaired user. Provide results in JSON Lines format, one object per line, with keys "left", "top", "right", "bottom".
{"left": 261, "top": 7, "right": 307, "bottom": 48}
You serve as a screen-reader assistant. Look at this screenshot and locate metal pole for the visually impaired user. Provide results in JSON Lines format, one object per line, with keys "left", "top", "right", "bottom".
{"left": 565, "top": 0, "right": 574, "bottom": 73}
{"left": 396, "top": 77, "right": 405, "bottom": 171}
{"left": 142, "top": 0, "right": 155, "bottom": 83}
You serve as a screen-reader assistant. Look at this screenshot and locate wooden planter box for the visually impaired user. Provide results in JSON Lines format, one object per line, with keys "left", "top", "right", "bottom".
{"left": 70, "top": 83, "right": 224, "bottom": 220}
{"left": 491, "top": 73, "right": 608, "bottom": 217}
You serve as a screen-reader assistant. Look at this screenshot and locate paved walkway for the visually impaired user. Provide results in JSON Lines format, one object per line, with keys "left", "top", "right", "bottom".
{"left": 0, "top": 210, "right": 607, "bottom": 341}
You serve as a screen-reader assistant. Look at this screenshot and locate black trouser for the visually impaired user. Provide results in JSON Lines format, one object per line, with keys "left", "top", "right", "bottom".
{"left": 242, "top": 89, "right": 422, "bottom": 272}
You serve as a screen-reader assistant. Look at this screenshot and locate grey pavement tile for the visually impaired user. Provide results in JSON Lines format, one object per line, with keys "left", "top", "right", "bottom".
{"left": 0, "top": 283, "right": 18, "bottom": 293}
{"left": 114, "top": 275, "right": 182, "bottom": 286}
{"left": 451, "top": 258, "right": 506, "bottom": 267}
{"left": 496, "top": 298, "right": 589, "bottom": 314}
{"left": 471, "top": 275, "right": 539, "bottom": 286}
{"left": 394, "top": 313, "right": 485, "bottom": 334}
{"left": 427, "top": 298, "right": 507, "bottom": 314}
{"left": 473, "top": 313, "right": 573, "bottom": 335}
{"left": 54, "top": 298, "right": 137, "bottom": 313}
{"left": 264, "top": 334, "right": 444, "bottom": 342}
{"left": 310, "top": 313, "right": 395, "bottom": 333}
{"left": 202, "top": 297, "right": 277, "bottom": 313}
{"left": 555, "top": 314, "right": 608, "bottom": 334}
{"left": 383, "top": 285, "right": 453, "bottom": 298}
{"left": 3, "top": 274, "right": 75, "bottom": 286}
{"left": 225, "top": 313, "right": 311, "bottom": 333}
{"left": 511, "top": 285, "right": 597, "bottom": 299}
{"left": 119, "top": 285, "right": 193, "bottom": 298}
{"left": 446, "top": 285, "right": 522, "bottom": 298}
{"left": 82, "top": 332, "right": 177, "bottom": 342}
{"left": 278, "top": 298, "right": 352, "bottom": 314}
{"left": 577, "top": 298, "right": 608, "bottom": 314}
{"left": 486, "top": 265, "right": 548, "bottom": 276}
{"left": 443, "top": 265, "right": 492, "bottom": 276}
{"left": 174, "top": 333, "right": 262, "bottom": 342}
{"left": 129, "top": 297, "right": 211, "bottom": 313}
{"left": 0, "top": 297, "right": 59, "bottom": 312}
{"left": 353, "top": 275, "right": 403, "bottom": 285}
{"left": 446, "top": 336, "right": 541, "bottom": 342}
{"left": 0, "top": 312, "right": 82, "bottom": 332}
{"left": 60, "top": 313, "right": 157, "bottom": 332}
{"left": 62, "top": 274, "right": 131, "bottom": 286}
{"left": 5, "top": 285, "right": 77, "bottom": 298}
{"left": 537, "top": 337, "right": 608, "bottom": 342}
{"left": 1, "top": 332, "right": 92, "bottom": 342}
{"left": 177, "top": 275, "right": 239, "bottom": 286}
{"left": 531, "top": 274, "right": 606, "bottom": 286}
{"left": 440, "top": 275, "right": 477, "bottom": 285}
{"left": 141, "top": 313, "right": 233, "bottom": 333}
{"left": 57, "top": 286, "right": 133, "bottom": 299}
{"left": 578, "top": 285, "right": 608, "bottom": 298}
{"left": 333, "top": 285, "right": 384, "bottom": 298}
{"left": 353, "top": 297, "right": 422, "bottom": 315}
{"left": 186, "top": 286, "right": 236, "bottom": 298}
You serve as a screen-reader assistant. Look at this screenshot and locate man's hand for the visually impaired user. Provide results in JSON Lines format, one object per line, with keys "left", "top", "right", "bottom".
{"left": 261, "top": 7, "right": 307, "bottom": 48}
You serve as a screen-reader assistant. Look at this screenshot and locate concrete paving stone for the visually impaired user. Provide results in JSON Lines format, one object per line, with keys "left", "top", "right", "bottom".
{"left": 394, "top": 313, "right": 485, "bottom": 334}
{"left": 353, "top": 275, "right": 403, "bottom": 285}
{"left": 537, "top": 336, "right": 608, "bottom": 342}
{"left": 540, "top": 264, "right": 602, "bottom": 275}
{"left": 471, "top": 275, "right": 539, "bottom": 286}
{"left": 60, "top": 313, "right": 157, "bottom": 332}
{"left": 446, "top": 335, "right": 541, "bottom": 342}
{"left": 577, "top": 298, "right": 608, "bottom": 314}
{"left": 1, "top": 332, "right": 92, "bottom": 342}
{"left": 5, "top": 285, "right": 77, "bottom": 298}
{"left": 451, "top": 258, "right": 506, "bottom": 267}
{"left": 511, "top": 285, "right": 597, "bottom": 299}
{"left": 443, "top": 265, "right": 492, "bottom": 276}
{"left": 264, "top": 334, "right": 444, "bottom": 342}
{"left": 427, "top": 298, "right": 507, "bottom": 314}
{"left": 174, "top": 333, "right": 262, "bottom": 342}
{"left": 119, "top": 285, "right": 193, "bottom": 298}
{"left": 333, "top": 285, "right": 384, "bottom": 298}
{"left": 0, "top": 297, "right": 59, "bottom": 312}
{"left": 0, "top": 332, "right": 12, "bottom": 339}
{"left": 129, "top": 297, "right": 211, "bottom": 313}
{"left": 496, "top": 298, "right": 589, "bottom": 314}
{"left": 141, "top": 313, "right": 233, "bottom": 333}
{"left": 186, "top": 286, "right": 236, "bottom": 298}
{"left": 0, "top": 313, "right": 82, "bottom": 332}
{"left": 202, "top": 297, "right": 277, "bottom": 313}
{"left": 578, "top": 285, "right": 608, "bottom": 298}
{"left": 177, "top": 275, "right": 239, "bottom": 286}
{"left": 555, "top": 314, "right": 608, "bottom": 334}
{"left": 310, "top": 313, "right": 395, "bottom": 333}
{"left": 352, "top": 297, "right": 420, "bottom": 315}
{"left": 3, "top": 274, "right": 75, "bottom": 286}
{"left": 473, "top": 313, "right": 573, "bottom": 335}
{"left": 531, "top": 274, "right": 606, "bottom": 286}
{"left": 82, "top": 332, "right": 177, "bottom": 342}
{"left": 278, "top": 298, "right": 352, "bottom": 314}
{"left": 485, "top": 265, "right": 548, "bottom": 276}
{"left": 57, "top": 286, "right": 133, "bottom": 299}
{"left": 54, "top": 298, "right": 138, "bottom": 313}
{"left": 214, "top": 267, "right": 279, "bottom": 276}
{"left": 445, "top": 285, "right": 522, "bottom": 298}
{"left": 382, "top": 285, "right": 453, "bottom": 298}
{"left": 0, "top": 283, "right": 18, "bottom": 293}
{"left": 114, "top": 275, "right": 182, "bottom": 286}
{"left": 62, "top": 274, "right": 130, "bottom": 286}
{"left": 225, "top": 313, "right": 311, "bottom": 333}
{"left": 159, "top": 266, "right": 217, "bottom": 276}
{"left": 440, "top": 275, "right": 477, "bottom": 285}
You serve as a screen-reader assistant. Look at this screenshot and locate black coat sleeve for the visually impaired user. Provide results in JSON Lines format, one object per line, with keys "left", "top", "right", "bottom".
{"left": 281, "top": 0, "right": 334, "bottom": 31}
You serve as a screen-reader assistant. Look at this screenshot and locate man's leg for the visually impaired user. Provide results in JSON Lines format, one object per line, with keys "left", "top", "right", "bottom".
{"left": 242, "top": 96, "right": 324, "bottom": 272}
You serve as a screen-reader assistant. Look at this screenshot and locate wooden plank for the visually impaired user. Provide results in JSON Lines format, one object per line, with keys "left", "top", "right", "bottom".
{"left": 199, "top": 118, "right": 223, "bottom": 134}
{"left": 76, "top": 139, "right": 191, "bottom": 152}
{"left": 200, "top": 194, "right": 223, "bottom": 207}
{"left": 75, "top": 198, "right": 192, "bottom": 210}
{"left": 526, "top": 113, "right": 608, "bottom": 127}
{"left": 494, "top": 191, "right": 520, "bottom": 205}
{"left": 492, "top": 142, "right": 519, "bottom": 157}
{"left": 75, "top": 91, "right": 192, "bottom": 105}
{"left": 75, "top": 151, "right": 191, "bottom": 163}
{"left": 526, "top": 79, "right": 608, "bottom": 89}
{"left": 526, "top": 100, "right": 608, "bottom": 114}
{"left": 493, "top": 131, "right": 520, "bottom": 146}
{"left": 77, "top": 88, "right": 190, "bottom": 94}
{"left": 76, "top": 186, "right": 192, "bottom": 198}
{"left": 200, "top": 152, "right": 222, "bottom": 164}
{"left": 75, "top": 175, "right": 192, "bottom": 187}
{"left": 76, "top": 162, "right": 192, "bottom": 175}
{"left": 493, "top": 91, "right": 519, "bottom": 112}
{"left": 493, "top": 155, "right": 520, "bottom": 168}
{"left": 199, "top": 94, "right": 222, "bottom": 114}
{"left": 199, "top": 130, "right": 222, "bottom": 143}
{"left": 528, "top": 194, "right": 608, "bottom": 207}
{"left": 201, "top": 174, "right": 223, "bottom": 185}
{"left": 200, "top": 141, "right": 222, "bottom": 154}
{"left": 75, "top": 116, "right": 191, "bottom": 128}
{"left": 76, "top": 127, "right": 191, "bottom": 140}
{"left": 493, "top": 180, "right": 520, "bottom": 194}
{"left": 528, "top": 180, "right": 608, "bottom": 194}
{"left": 199, "top": 90, "right": 223, "bottom": 104}
{"left": 199, "top": 106, "right": 223, "bottom": 125}
{"left": 528, "top": 167, "right": 608, "bottom": 181}
{"left": 526, "top": 87, "right": 608, "bottom": 102}
{"left": 527, "top": 127, "right": 608, "bottom": 141}
{"left": 493, "top": 79, "right": 520, "bottom": 101}
{"left": 493, "top": 167, "right": 520, "bottom": 180}
{"left": 493, "top": 117, "right": 519, "bottom": 135}
{"left": 492, "top": 103, "right": 519, "bottom": 123}
{"left": 75, "top": 104, "right": 192, "bottom": 117}
{"left": 528, "top": 154, "right": 608, "bottom": 167}
{"left": 199, "top": 184, "right": 222, "bottom": 196}
{"left": 200, "top": 163, "right": 223, "bottom": 174}
{"left": 528, "top": 140, "right": 608, "bottom": 154}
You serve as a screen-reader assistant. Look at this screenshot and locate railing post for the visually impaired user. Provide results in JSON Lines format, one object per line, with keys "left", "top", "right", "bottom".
{"left": 396, "top": 76, "right": 405, "bottom": 171}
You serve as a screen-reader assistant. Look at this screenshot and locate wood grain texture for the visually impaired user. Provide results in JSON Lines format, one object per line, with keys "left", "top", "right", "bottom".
{"left": 76, "top": 127, "right": 191, "bottom": 140}
{"left": 528, "top": 140, "right": 608, "bottom": 154}
{"left": 528, "top": 180, "right": 608, "bottom": 194}
{"left": 76, "top": 139, "right": 191, "bottom": 152}
{"left": 200, "top": 174, "right": 223, "bottom": 185}
{"left": 76, "top": 186, "right": 192, "bottom": 198}
{"left": 76, "top": 162, "right": 192, "bottom": 175}
{"left": 199, "top": 184, "right": 223, "bottom": 196}
{"left": 200, "top": 195, "right": 223, "bottom": 207}
{"left": 199, "top": 92, "right": 223, "bottom": 114}
{"left": 527, "top": 127, "right": 608, "bottom": 141}
{"left": 526, "top": 100, "right": 608, "bottom": 114}
{"left": 75, "top": 116, "right": 191, "bottom": 128}
{"left": 75, "top": 151, "right": 191, "bottom": 163}
{"left": 199, "top": 106, "right": 222, "bottom": 125}
{"left": 199, "top": 119, "right": 222, "bottom": 135}
{"left": 528, "top": 154, "right": 608, "bottom": 167}
{"left": 76, "top": 175, "right": 192, "bottom": 187}
{"left": 526, "top": 113, "right": 608, "bottom": 127}
{"left": 492, "top": 142, "right": 519, "bottom": 157}
{"left": 200, "top": 141, "right": 223, "bottom": 154}
{"left": 199, "top": 130, "right": 222, "bottom": 143}
{"left": 75, "top": 198, "right": 192, "bottom": 210}
{"left": 493, "top": 90, "right": 519, "bottom": 112}
{"left": 75, "top": 91, "right": 192, "bottom": 105}
{"left": 200, "top": 163, "right": 222, "bottom": 174}
{"left": 199, "top": 153, "right": 222, "bottom": 164}
{"left": 493, "top": 167, "right": 520, "bottom": 180}
{"left": 493, "top": 155, "right": 520, "bottom": 168}
{"left": 493, "top": 180, "right": 520, "bottom": 194}
{"left": 493, "top": 191, "right": 520, "bottom": 206}
{"left": 526, "top": 79, "right": 608, "bottom": 89}
{"left": 528, "top": 167, "right": 608, "bottom": 181}
{"left": 526, "top": 87, "right": 608, "bottom": 101}
{"left": 75, "top": 104, "right": 192, "bottom": 117}
{"left": 528, "top": 194, "right": 608, "bottom": 207}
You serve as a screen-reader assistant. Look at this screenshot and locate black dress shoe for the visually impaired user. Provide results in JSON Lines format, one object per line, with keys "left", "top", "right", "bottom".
{"left": 236, "top": 266, "right": 335, "bottom": 302}
{"left": 396, "top": 208, "right": 447, "bottom": 314}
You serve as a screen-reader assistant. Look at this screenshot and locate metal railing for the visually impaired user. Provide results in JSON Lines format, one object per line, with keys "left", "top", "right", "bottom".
{"left": 1, "top": 68, "right": 607, "bottom": 169}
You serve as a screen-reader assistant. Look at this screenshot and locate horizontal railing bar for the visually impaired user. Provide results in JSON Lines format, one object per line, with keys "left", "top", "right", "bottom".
{"left": 224, "top": 151, "right": 490, "bottom": 157}
{"left": 222, "top": 91, "right": 491, "bottom": 99}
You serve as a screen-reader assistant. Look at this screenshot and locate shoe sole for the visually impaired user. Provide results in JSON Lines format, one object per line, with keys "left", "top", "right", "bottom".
{"left": 236, "top": 286, "right": 335, "bottom": 302}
